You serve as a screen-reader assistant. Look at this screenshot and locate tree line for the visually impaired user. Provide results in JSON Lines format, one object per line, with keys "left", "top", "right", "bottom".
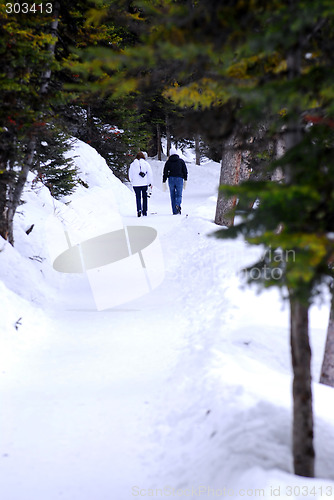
{"left": 1, "top": 0, "right": 334, "bottom": 480}
{"left": 0, "top": 0, "right": 207, "bottom": 243}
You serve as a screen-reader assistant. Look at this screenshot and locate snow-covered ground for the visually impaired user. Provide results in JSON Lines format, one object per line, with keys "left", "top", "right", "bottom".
{"left": 1, "top": 139, "right": 334, "bottom": 500}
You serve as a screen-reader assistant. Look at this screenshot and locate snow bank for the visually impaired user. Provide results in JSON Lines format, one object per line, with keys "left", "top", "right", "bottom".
{"left": 0, "top": 139, "right": 134, "bottom": 303}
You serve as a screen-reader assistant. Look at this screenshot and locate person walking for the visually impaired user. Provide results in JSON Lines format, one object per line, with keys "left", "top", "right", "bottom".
{"left": 162, "top": 147, "right": 188, "bottom": 214}
{"left": 129, "top": 151, "right": 153, "bottom": 217}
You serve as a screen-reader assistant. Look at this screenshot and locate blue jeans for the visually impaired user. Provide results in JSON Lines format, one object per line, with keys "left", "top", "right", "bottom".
{"left": 168, "top": 177, "right": 184, "bottom": 214}
{"left": 133, "top": 186, "right": 148, "bottom": 215}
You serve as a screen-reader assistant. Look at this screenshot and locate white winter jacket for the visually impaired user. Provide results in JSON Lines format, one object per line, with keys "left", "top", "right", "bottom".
{"left": 129, "top": 158, "right": 153, "bottom": 187}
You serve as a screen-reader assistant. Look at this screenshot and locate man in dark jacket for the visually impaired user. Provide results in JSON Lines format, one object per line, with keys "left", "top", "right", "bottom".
{"left": 162, "top": 147, "right": 188, "bottom": 214}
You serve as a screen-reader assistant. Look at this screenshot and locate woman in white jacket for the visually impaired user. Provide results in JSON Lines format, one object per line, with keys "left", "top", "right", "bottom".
{"left": 128, "top": 152, "right": 153, "bottom": 217}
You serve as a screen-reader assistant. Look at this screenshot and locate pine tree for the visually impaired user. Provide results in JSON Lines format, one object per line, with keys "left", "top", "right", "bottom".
{"left": 0, "top": 0, "right": 116, "bottom": 243}
{"left": 0, "top": 1, "right": 62, "bottom": 243}
{"left": 32, "top": 125, "right": 78, "bottom": 199}
{"left": 211, "top": 2, "right": 334, "bottom": 475}
{"left": 96, "top": 0, "right": 334, "bottom": 477}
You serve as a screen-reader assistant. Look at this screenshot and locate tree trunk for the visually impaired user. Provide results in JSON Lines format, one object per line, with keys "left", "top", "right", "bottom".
{"left": 320, "top": 288, "right": 334, "bottom": 387}
{"left": 271, "top": 134, "right": 285, "bottom": 182}
{"left": 7, "top": 137, "right": 37, "bottom": 245}
{"left": 0, "top": 179, "right": 8, "bottom": 240}
{"left": 284, "top": 47, "right": 303, "bottom": 183}
{"left": 285, "top": 37, "right": 315, "bottom": 476}
{"left": 40, "top": 4, "right": 60, "bottom": 93}
{"left": 157, "top": 123, "right": 162, "bottom": 160}
{"left": 290, "top": 297, "right": 315, "bottom": 477}
{"left": 166, "top": 114, "right": 171, "bottom": 156}
{"left": 87, "top": 104, "right": 93, "bottom": 143}
{"left": 195, "top": 133, "right": 200, "bottom": 165}
{"left": 0, "top": 133, "right": 16, "bottom": 241}
{"left": 214, "top": 131, "right": 242, "bottom": 227}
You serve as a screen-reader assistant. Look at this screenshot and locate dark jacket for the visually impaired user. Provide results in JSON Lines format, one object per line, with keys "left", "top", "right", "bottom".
{"left": 163, "top": 155, "right": 188, "bottom": 183}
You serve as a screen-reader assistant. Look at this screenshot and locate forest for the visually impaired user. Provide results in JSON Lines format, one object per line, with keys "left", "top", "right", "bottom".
{"left": 1, "top": 0, "right": 334, "bottom": 486}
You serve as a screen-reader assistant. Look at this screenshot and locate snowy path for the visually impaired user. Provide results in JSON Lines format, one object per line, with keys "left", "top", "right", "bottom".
{"left": 9, "top": 307, "right": 185, "bottom": 500}
{"left": 1, "top": 163, "right": 227, "bottom": 499}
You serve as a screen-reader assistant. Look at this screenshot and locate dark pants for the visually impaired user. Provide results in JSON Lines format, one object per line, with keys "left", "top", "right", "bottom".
{"left": 168, "top": 177, "right": 184, "bottom": 214}
{"left": 133, "top": 186, "right": 148, "bottom": 215}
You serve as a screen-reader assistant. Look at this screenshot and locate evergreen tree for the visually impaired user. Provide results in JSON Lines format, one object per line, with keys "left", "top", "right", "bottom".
{"left": 210, "top": 3, "right": 334, "bottom": 477}
{"left": 66, "top": 0, "right": 224, "bottom": 162}
{"left": 0, "top": 0, "right": 62, "bottom": 244}
{"left": 94, "top": 0, "right": 334, "bottom": 477}
{"left": 0, "top": 0, "right": 120, "bottom": 242}
{"left": 32, "top": 125, "right": 78, "bottom": 199}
